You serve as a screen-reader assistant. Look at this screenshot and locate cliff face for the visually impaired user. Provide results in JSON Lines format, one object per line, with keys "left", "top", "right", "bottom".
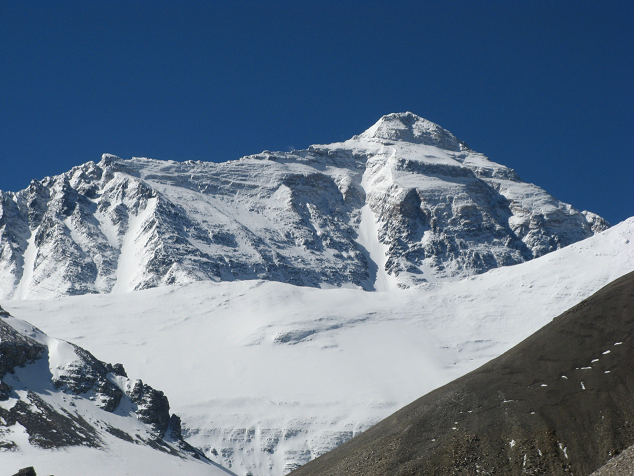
{"left": 0, "top": 113, "right": 607, "bottom": 299}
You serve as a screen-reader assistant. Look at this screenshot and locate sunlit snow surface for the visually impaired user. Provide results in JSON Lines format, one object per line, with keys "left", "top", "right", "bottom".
{"left": 5, "top": 218, "right": 634, "bottom": 475}
{"left": 3, "top": 433, "right": 232, "bottom": 476}
{"left": 3, "top": 442, "right": 231, "bottom": 476}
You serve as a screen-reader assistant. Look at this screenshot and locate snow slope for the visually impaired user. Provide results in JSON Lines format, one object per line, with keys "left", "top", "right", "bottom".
{"left": 5, "top": 217, "right": 633, "bottom": 475}
{"left": 4, "top": 442, "right": 232, "bottom": 476}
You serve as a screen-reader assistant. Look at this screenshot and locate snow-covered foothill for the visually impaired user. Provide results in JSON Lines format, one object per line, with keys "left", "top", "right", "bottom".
{"left": 0, "top": 310, "right": 232, "bottom": 476}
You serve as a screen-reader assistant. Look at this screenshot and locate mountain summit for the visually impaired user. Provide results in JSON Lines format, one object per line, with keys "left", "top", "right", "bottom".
{"left": 0, "top": 113, "right": 608, "bottom": 299}
{"left": 359, "top": 112, "right": 470, "bottom": 151}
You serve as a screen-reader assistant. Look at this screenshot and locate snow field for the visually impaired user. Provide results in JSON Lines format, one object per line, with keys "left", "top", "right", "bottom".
{"left": 4, "top": 217, "right": 633, "bottom": 474}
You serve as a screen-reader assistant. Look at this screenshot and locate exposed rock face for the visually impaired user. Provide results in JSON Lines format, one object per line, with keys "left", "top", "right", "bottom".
{"left": 0, "top": 309, "right": 45, "bottom": 394}
{"left": 12, "top": 468, "right": 36, "bottom": 476}
{"left": 0, "top": 113, "right": 607, "bottom": 298}
{"left": 0, "top": 306, "right": 203, "bottom": 460}
{"left": 291, "top": 270, "right": 634, "bottom": 475}
{"left": 0, "top": 313, "right": 102, "bottom": 450}
{"left": 52, "top": 342, "right": 125, "bottom": 413}
{"left": 128, "top": 379, "right": 171, "bottom": 434}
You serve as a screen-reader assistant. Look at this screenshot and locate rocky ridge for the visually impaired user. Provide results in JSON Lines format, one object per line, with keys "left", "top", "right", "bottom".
{"left": 0, "top": 112, "right": 608, "bottom": 299}
{"left": 0, "top": 305, "right": 207, "bottom": 462}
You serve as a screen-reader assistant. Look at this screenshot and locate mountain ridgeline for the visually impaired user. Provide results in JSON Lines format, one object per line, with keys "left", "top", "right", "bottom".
{"left": 0, "top": 112, "right": 608, "bottom": 299}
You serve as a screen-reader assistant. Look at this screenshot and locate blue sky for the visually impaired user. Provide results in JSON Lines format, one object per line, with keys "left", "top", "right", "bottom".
{"left": 1, "top": 1, "right": 632, "bottom": 224}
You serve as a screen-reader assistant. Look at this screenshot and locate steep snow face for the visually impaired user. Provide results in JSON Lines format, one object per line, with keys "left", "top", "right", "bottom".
{"left": 0, "top": 113, "right": 607, "bottom": 299}
{"left": 0, "top": 308, "right": 230, "bottom": 476}
{"left": 8, "top": 218, "right": 634, "bottom": 476}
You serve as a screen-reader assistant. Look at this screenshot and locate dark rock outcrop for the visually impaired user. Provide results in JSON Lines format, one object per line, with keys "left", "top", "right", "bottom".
{"left": 291, "top": 270, "right": 634, "bottom": 475}
{"left": 0, "top": 306, "right": 204, "bottom": 460}
{"left": 12, "top": 468, "right": 37, "bottom": 476}
{"left": 128, "top": 379, "right": 171, "bottom": 435}
{"left": 0, "top": 312, "right": 46, "bottom": 399}
{"left": 0, "top": 314, "right": 102, "bottom": 449}
{"left": 52, "top": 343, "right": 124, "bottom": 413}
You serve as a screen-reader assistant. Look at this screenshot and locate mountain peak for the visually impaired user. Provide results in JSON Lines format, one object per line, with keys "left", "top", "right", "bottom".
{"left": 360, "top": 112, "right": 469, "bottom": 151}
{"left": 100, "top": 153, "right": 122, "bottom": 166}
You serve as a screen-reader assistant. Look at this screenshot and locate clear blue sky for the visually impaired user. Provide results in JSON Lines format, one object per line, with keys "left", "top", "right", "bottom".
{"left": 1, "top": 1, "right": 632, "bottom": 224}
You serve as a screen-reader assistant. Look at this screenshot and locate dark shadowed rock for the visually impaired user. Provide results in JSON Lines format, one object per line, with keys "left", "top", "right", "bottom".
{"left": 291, "top": 270, "right": 634, "bottom": 476}
{"left": 12, "top": 468, "right": 36, "bottom": 476}
{"left": 0, "top": 318, "right": 46, "bottom": 399}
{"left": 129, "top": 379, "right": 171, "bottom": 435}
{"left": 52, "top": 342, "right": 124, "bottom": 413}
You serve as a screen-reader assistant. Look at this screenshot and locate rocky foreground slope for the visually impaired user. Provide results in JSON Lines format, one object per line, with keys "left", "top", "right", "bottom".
{"left": 291, "top": 270, "right": 634, "bottom": 475}
{"left": 0, "top": 305, "right": 229, "bottom": 476}
{"left": 591, "top": 443, "right": 634, "bottom": 475}
{"left": 0, "top": 112, "right": 607, "bottom": 299}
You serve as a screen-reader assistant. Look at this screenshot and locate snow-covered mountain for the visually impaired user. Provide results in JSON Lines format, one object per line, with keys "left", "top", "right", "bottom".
{"left": 0, "top": 112, "right": 607, "bottom": 299}
{"left": 1, "top": 112, "right": 629, "bottom": 474}
{"left": 7, "top": 217, "right": 634, "bottom": 475}
{"left": 0, "top": 306, "right": 232, "bottom": 476}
